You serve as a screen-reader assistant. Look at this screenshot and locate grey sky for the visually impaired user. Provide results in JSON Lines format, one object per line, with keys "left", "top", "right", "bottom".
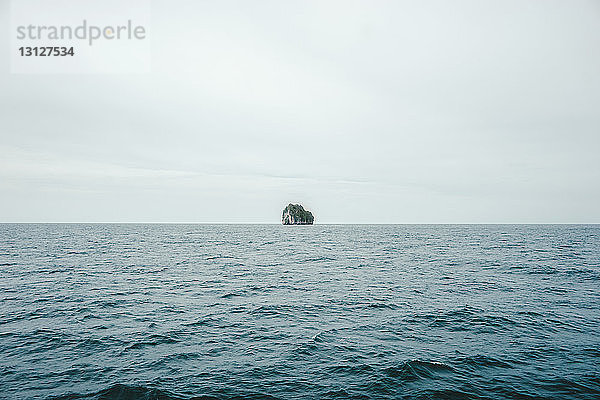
{"left": 1, "top": 0, "right": 599, "bottom": 223}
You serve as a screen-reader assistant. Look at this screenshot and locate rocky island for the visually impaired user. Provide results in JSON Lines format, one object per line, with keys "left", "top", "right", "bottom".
{"left": 282, "top": 204, "right": 314, "bottom": 225}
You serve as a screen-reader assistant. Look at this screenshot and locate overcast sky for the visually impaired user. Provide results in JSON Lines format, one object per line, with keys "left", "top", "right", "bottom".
{"left": 1, "top": 0, "right": 599, "bottom": 223}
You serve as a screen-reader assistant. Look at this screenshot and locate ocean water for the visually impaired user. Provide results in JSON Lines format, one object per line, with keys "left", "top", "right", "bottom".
{"left": 1, "top": 224, "right": 599, "bottom": 400}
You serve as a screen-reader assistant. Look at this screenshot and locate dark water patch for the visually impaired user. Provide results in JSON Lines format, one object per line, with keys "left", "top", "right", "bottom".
{"left": 581, "top": 348, "right": 600, "bottom": 357}
{"left": 64, "top": 250, "right": 88, "bottom": 255}
{"left": 303, "top": 255, "right": 336, "bottom": 262}
{"left": 205, "top": 255, "right": 235, "bottom": 261}
{"left": 183, "top": 316, "right": 222, "bottom": 327}
{"left": 327, "top": 363, "right": 375, "bottom": 375}
{"left": 219, "top": 292, "right": 245, "bottom": 299}
{"left": 364, "top": 301, "right": 399, "bottom": 310}
{"left": 535, "top": 376, "right": 600, "bottom": 397}
{"left": 250, "top": 304, "right": 297, "bottom": 318}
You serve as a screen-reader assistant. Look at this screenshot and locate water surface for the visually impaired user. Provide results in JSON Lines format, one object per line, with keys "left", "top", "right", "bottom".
{"left": 1, "top": 224, "right": 599, "bottom": 399}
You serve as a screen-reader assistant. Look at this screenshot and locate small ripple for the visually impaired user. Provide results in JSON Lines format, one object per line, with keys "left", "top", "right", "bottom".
{"left": 123, "top": 334, "right": 182, "bottom": 351}
{"left": 454, "top": 354, "right": 516, "bottom": 369}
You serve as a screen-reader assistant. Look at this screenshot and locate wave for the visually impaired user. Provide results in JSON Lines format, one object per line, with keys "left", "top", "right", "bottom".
{"left": 51, "top": 384, "right": 187, "bottom": 400}
{"left": 383, "top": 359, "right": 454, "bottom": 381}
{"left": 404, "top": 306, "right": 519, "bottom": 332}
{"left": 406, "top": 388, "right": 475, "bottom": 399}
{"left": 182, "top": 316, "right": 222, "bottom": 327}
{"left": 219, "top": 292, "right": 244, "bottom": 299}
{"left": 302, "top": 256, "right": 336, "bottom": 262}
{"left": 51, "top": 383, "right": 281, "bottom": 400}
{"left": 124, "top": 339, "right": 179, "bottom": 351}
{"left": 205, "top": 255, "right": 235, "bottom": 260}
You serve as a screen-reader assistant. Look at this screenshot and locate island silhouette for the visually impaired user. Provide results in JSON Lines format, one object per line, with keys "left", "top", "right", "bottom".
{"left": 282, "top": 204, "right": 314, "bottom": 225}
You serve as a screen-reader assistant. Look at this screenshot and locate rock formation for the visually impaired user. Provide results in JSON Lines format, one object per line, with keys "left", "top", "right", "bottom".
{"left": 282, "top": 203, "right": 314, "bottom": 225}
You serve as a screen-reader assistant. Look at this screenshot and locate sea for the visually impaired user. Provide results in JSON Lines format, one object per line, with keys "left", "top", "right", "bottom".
{"left": 1, "top": 224, "right": 599, "bottom": 400}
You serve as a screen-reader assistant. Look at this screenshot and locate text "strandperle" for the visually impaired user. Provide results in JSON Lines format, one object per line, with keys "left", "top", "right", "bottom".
{"left": 16, "top": 20, "right": 146, "bottom": 46}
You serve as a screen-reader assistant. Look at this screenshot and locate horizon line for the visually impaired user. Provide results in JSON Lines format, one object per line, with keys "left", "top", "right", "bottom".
{"left": 0, "top": 222, "right": 599, "bottom": 225}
